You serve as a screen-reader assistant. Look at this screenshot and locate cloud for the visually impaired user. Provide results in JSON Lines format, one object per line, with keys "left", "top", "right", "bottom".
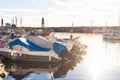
{"left": 56, "top": 0, "right": 80, "bottom": 3}
{"left": 32, "top": 0, "right": 35, "bottom": 3}
{"left": 54, "top": 0, "right": 81, "bottom": 6}
{"left": 47, "top": 8, "right": 65, "bottom": 17}
{"left": 0, "top": 9, "right": 42, "bottom": 12}
{"left": 0, "top": 12, "right": 4, "bottom": 14}
{"left": 54, "top": 0, "right": 120, "bottom": 8}
{"left": 31, "top": 0, "right": 40, "bottom": 3}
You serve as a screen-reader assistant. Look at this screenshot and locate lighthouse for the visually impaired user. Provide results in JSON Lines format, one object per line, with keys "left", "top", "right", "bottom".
{"left": 42, "top": 17, "right": 44, "bottom": 29}
{"left": 41, "top": 17, "right": 48, "bottom": 36}
{"left": 1, "top": 19, "right": 3, "bottom": 27}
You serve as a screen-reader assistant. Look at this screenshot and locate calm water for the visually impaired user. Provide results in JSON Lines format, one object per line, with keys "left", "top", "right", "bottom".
{"left": 1, "top": 33, "right": 120, "bottom": 80}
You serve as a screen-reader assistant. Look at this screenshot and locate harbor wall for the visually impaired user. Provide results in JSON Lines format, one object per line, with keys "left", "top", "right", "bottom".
{"left": 0, "top": 26, "right": 120, "bottom": 33}
{"left": 47, "top": 26, "right": 120, "bottom": 33}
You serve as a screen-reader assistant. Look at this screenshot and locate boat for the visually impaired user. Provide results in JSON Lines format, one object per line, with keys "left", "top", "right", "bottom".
{"left": 0, "top": 32, "right": 87, "bottom": 63}
{"left": 103, "top": 29, "right": 120, "bottom": 40}
{"left": 0, "top": 35, "right": 65, "bottom": 62}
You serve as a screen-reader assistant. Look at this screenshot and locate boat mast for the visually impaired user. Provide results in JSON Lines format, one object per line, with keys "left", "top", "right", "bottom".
{"left": 15, "top": 17, "right": 17, "bottom": 27}
{"left": 70, "top": 22, "right": 74, "bottom": 39}
{"left": 20, "top": 17, "right": 22, "bottom": 27}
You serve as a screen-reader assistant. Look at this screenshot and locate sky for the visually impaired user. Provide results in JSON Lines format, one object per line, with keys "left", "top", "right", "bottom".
{"left": 0, "top": 0, "right": 120, "bottom": 27}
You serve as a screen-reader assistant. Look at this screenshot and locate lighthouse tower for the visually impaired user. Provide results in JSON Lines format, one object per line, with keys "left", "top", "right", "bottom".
{"left": 42, "top": 17, "right": 44, "bottom": 29}
{"left": 41, "top": 17, "right": 48, "bottom": 36}
{"left": 1, "top": 19, "right": 3, "bottom": 27}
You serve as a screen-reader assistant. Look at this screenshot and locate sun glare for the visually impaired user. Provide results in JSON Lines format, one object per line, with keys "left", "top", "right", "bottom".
{"left": 88, "top": 56, "right": 105, "bottom": 80}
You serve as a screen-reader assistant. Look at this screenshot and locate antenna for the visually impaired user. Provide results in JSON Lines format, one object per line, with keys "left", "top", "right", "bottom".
{"left": 11, "top": 18, "right": 14, "bottom": 24}
{"left": 20, "top": 17, "right": 22, "bottom": 27}
{"left": 15, "top": 17, "right": 17, "bottom": 27}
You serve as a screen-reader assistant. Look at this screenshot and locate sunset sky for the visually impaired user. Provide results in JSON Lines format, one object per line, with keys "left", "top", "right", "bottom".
{"left": 0, "top": 0, "right": 120, "bottom": 27}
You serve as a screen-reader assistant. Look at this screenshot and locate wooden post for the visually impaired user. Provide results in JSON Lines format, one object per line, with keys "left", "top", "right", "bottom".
{"left": 49, "top": 51, "right": 52, "bottom": 62}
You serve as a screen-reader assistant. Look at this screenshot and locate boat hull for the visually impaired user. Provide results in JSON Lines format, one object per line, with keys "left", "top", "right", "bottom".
{"left": 0, "top": 50, "right": 60, "bottom": 63}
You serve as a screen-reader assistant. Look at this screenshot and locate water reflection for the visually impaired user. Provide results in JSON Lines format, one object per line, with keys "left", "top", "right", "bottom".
{"left": 0, "top": 53, "right": 84, "bottom": 80}
{"left": 78, "top": 33, "right": 120, "bottom": 80}
{"left": 103, "top": 38, "right": 120, "bottom": 43}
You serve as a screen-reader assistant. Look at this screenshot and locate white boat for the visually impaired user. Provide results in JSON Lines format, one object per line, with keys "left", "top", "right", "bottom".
{"left": 0, "top": 33, "right": 87, "bottom": 62}
{"left": 0, "top": 36, "right": 65, "bottom": 62}
{"left": 103, "top": 29, "right": 120, "bottom": 40}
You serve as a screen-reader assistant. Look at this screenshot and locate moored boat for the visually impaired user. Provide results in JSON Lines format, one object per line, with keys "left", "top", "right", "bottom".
{"left": 0, "top": 34, "right": 87, "bottom": 62}
{"left": 103, "top": 29, "right": 120, "bottom": 40}
{"left": 0, "top": 36, "right": 65, "bottom": 62}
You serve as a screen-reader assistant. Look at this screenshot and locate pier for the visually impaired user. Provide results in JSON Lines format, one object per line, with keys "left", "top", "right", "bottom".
{"left": 1, "top": 26, "right": 120, "bottom": 33}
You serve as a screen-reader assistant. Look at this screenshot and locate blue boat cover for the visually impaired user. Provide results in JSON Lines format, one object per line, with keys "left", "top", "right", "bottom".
{"left": 53, "top": 42, "right": 65, "bottom": 55}
{"left": 8, "top": 38, "right": 50, "bottom": 51}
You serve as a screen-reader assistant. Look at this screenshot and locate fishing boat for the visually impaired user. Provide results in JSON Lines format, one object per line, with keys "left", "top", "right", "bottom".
{"left": 0, "top": 33, "right": 87, "bottom": 62}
